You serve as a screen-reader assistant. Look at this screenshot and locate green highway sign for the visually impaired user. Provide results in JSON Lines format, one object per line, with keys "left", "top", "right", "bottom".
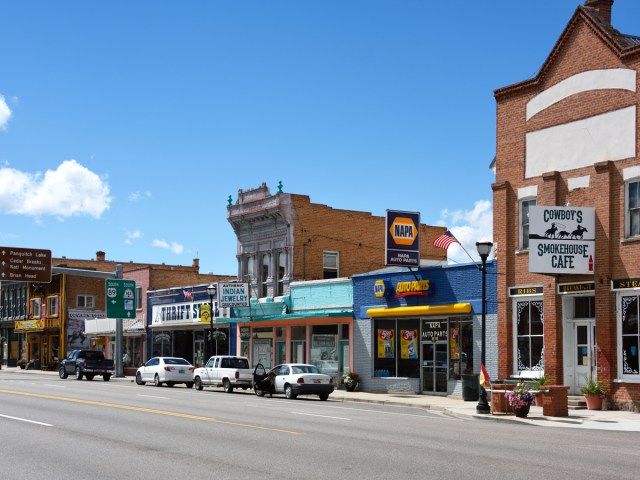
{"left": 106, "top": 279, "right": 137, "bottom": 318}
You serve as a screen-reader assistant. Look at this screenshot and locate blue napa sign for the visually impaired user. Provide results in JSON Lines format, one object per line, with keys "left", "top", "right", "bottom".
{"left": 385, "top": 210, "right": 420, "bottom": 267}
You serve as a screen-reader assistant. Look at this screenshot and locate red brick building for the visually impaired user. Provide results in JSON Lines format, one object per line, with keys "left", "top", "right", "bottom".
{"left": 228, "top": 182, "right": 447, "bottom": 296}
{"left": 14, "top": 251, "right": 231, "bottom": 372}
{"left": 227, "top": 183, "right": 447, "bottom": 376}
{"left": 493, "top": 0, "right": 640, "bottom": 410}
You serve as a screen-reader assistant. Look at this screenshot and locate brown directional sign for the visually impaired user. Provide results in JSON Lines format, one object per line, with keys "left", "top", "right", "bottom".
{"left": 0, "top": 246, "right": 52, "bottom": 283}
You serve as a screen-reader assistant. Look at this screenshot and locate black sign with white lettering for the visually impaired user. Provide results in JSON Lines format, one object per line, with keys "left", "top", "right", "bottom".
{"left": 0, "top": 246, "right": 52, "bottom": 283}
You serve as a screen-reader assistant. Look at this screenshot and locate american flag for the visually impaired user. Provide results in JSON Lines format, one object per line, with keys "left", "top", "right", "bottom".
{"left": 433, "top": 230, "right": 459, "bottom": 250}
{"left": 479, "top": 363, "right": 491, "bottom": 387}
{"left": 183, "top": 290, "right": 193, "bottom": 301}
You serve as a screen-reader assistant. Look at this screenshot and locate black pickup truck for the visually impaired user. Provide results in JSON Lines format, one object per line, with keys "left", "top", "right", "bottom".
{"left": 59, "top": 350, "right": 115, "bottom": 381}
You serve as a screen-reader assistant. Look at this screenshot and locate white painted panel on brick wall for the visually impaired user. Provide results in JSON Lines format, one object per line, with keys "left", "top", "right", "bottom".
{"left": 526, "top": 68, "right": 636, "bottom": 120}
{"left": 525, "top": 106, "right": 636, "bottom": 179}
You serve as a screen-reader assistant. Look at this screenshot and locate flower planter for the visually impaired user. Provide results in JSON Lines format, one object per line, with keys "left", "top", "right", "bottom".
{"left": 584, "top": 394, "right": 603, "bottom": 410}
{"left": 513, "top": 404, "right": 531, "bottom": 418}
{"left": 345, "top": 384, "right": 357, "bottom": 392}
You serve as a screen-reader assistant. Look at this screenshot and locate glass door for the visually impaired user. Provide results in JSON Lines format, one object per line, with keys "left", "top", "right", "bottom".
{"left": 573, "top": 321, "right": 595, "bottom": 394}
{"left": 422, "top": 341, "right": 448, "bottom": 394}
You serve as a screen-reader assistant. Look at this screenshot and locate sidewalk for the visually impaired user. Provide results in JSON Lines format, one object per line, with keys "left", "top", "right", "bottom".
{"left": 3, "top": 367, "right": 639, "bottom": 431}
{"left": 329, "top": 389, "right": 640, "bottom": 431}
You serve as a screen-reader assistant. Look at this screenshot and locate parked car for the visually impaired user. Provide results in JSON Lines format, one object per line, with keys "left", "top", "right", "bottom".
{"left": 253, "top": 363, "right": 334, "bottom": 401}
{"left": 135, "top": 357, "right": 194, "bottom": 388}
{"left": 59, "top": 350, "right": 115, "bottom": 381}
{"left": 193, "top": 355, "right": 253, "bottom": 393}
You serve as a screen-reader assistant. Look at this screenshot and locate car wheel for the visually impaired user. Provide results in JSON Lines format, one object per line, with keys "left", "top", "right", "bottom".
{"left": 285, "top": 384, "right": 297, "bottom": 399}
{"left": 255, "top": 388, "right": 265, "bottom": 397}
{"left": 154, "top": 374, "right": 162, "bottom": 387}
{"left": 223, "top": 379, "right": 234, "bottom": 393}
{"left": 59, "top": 367, "right": 68, "bottom": 379}
{"left": 194, "top": 376, "right": 203, "bottom": 391}
{"left": 319, "top": 393, "right": 329, "bottom": 401}
{"left": 75, "top": 367, "right": 83, "bottom": 380}
{"left": 85, "top": 374, "right": 95, "bottom": 381}
{"left": 136, "top": 372, "right": 145, "bottom": 385}
{"left": 103, "top": 374, "right": 111, "bottom": 382}
{"left": 185, "top": 382, "right": 194, "bottom": 389}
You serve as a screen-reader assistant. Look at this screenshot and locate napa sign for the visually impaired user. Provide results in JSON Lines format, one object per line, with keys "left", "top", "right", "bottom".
{"left": 528, "top": 206, "right": 595, "bottom": 274}
{"left": 385, "top": 210, "right": 420, "bottom": 266}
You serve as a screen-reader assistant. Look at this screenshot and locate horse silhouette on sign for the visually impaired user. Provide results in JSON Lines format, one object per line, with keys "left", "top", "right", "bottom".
{"left": 571, "top": 225, "right": 588, "bottom": 240}
{"left": 544, "top": 223, "right": 558, "bottom": 238}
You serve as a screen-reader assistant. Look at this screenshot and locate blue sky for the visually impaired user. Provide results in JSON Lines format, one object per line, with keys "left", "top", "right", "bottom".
{"left": 1, "top": 1, "right": 639, "bottom": 276}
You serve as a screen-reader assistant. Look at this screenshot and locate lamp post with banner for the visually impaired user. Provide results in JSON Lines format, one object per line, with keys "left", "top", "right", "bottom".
{"left": 207, "top": 284, "right": 217, "bottom": 358}
{"left": 476, "top": 241, "right": 493, "bottom": 414}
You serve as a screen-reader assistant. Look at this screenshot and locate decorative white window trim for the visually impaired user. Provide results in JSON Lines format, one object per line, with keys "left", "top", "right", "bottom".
{"left": 623, "top": 165, "right": 640, "bottom": 181}
{"left": 568, "top": 175, "right": 590, "bottom": 191}
{"left": 526, "top": 68, "right": 636, "bottom": 120}
{"left": 518, "top": 185, "right": 538, "bottom": 199}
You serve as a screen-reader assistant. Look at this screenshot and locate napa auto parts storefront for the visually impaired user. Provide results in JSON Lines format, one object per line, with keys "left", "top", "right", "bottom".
{"left": 352, "top": 261, "right": 497, "bottom": 396}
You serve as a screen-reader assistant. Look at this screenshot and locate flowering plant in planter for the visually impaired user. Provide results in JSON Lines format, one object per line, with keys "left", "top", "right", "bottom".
{"left": 505, "top": 382, "right": 536, "bottom": 409}
{"left": 343, "top": 371, "right": 360, "bottom": 391}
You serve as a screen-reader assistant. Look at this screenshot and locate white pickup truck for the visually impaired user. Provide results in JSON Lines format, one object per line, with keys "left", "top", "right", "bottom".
{"left": 193, "top": 355, "right": 253, "bottom": 393}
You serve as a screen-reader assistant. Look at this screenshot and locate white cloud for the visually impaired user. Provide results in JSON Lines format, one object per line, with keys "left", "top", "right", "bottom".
{"left": 125, "top": 229, "right": 143, "bottom": 245}
{"left": 129, "top": 191, "right": 151, "bottom": 201}
{"left": 0, "top": 95, "right": 12, "bottom": 130}
{"left": 151, "top": 239, "right": 184, "bottom": 255}
{"left": 0, "top": 160, "right": 111, "bottom": 218}
{"left": 437, "top": 199, "right": 494, "bottom": 264}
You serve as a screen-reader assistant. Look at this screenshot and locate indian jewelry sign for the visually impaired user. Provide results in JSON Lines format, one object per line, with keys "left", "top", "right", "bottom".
{"left": 528, "top": 206, "right": 595, "bottom": 274}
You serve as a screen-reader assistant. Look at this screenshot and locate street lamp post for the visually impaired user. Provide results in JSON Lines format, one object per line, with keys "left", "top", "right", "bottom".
{"left": 207, "top": 283, "right": 217, "bottom": 358}
{"left": 476, "top": 241, "right": 493, "bottom": 414}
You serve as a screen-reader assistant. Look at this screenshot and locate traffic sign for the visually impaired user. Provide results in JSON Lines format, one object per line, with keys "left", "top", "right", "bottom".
{"left": 0, "top": 246, "right": 52, "bottom": 283}
{"left": 106, "top": 279, "right": 137, "bottom": 318}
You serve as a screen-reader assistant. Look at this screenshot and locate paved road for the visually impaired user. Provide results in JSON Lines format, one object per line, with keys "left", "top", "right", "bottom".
{"left": 1, "top": 370, "right": 639, "bottom": 480}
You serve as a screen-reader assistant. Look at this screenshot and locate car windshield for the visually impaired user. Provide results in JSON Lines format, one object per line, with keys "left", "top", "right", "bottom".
{"left": 292, "top": 365, "right": 319, "bottom": 374}
{"left": 163, "top": 358, "right": 190, "bottom": 365}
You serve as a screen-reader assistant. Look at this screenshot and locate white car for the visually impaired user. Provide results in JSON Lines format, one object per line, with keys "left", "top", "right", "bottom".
{"left": 135, "top": 357, "right": 194, "bottom": 388}
{"left": 253, "top": 363, "right": 334, "bottom": 401}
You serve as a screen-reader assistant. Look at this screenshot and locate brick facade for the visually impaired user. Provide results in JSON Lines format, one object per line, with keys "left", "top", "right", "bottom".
{"left": 493, "top": 2, "right": 640, "bottom": 410}
{"left": 228, "top": 183, "right": 447, "bottom": 299}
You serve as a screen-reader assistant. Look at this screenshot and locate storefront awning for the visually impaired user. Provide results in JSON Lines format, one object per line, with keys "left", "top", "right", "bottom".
{"left": 365, "top": 303, "right": 472, "bottom": 318}
{"left": 234, "top": 311, "right": 353, "bottom": 323}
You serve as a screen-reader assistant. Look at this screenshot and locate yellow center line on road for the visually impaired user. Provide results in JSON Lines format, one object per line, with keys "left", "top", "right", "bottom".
{"left": 0, "top": 389, "right": 302, "bottom": 435}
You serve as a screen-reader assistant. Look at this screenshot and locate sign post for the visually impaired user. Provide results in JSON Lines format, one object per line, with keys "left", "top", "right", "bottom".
{"left": 0, "top": 246, "right": 52, "bottom": 283}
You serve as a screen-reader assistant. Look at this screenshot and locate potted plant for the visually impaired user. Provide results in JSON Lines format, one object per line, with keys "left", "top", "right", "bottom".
{"left": 533, "top": 375, "right": 546, "bottom": 406}
{"left": 343, "top": 371, "right": 360, "bottom": 392}
{"left": 580, "top": 375, "right": 606, "bottom": 410}
{"left": 505, "top": 382, "right": 536, "bottom": 418}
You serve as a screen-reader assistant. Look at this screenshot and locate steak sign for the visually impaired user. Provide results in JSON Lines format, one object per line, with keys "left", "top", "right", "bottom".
{"left": 528, "top": 206, "right": 595, "bottom": 274}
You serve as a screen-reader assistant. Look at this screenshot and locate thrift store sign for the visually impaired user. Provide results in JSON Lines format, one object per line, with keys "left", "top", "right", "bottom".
{"left": 528, "top": 206, "right": 595, "bottom": 274}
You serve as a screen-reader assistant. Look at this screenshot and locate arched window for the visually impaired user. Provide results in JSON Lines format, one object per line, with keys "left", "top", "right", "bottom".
{"left": 260, "top": 254, "right": 270, "bottom": 297}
